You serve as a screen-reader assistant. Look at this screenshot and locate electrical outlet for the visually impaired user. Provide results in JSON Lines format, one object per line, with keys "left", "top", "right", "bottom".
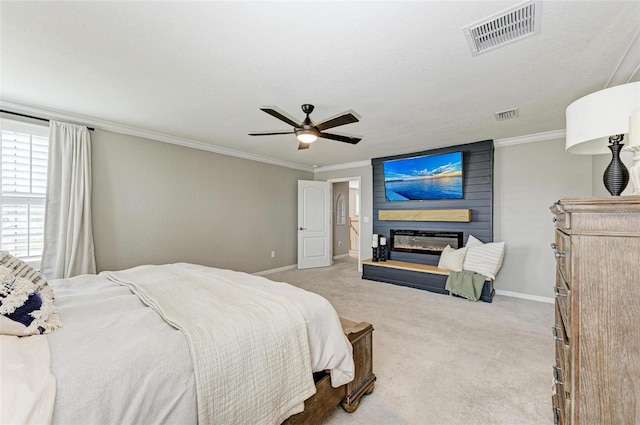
{"left": 270, "top": 251, "right": 276, "bottom": 258}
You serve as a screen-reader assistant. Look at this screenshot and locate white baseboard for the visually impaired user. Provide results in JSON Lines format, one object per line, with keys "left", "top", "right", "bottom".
{"left": 254, "top": 264, "right": 297, "bottom": 276}
{"left": 333, "top": 254, "right": 350, "bottom": 260}
{"left": 495, "top": 289, "right": 554, "bottom": 304}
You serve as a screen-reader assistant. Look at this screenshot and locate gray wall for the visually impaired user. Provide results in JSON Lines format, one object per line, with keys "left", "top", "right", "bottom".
{"left": 91, "top": 129, "right": 312, "bottom": 273}
{"left": 493, "top": 138, "right": 592, "bottom": 298}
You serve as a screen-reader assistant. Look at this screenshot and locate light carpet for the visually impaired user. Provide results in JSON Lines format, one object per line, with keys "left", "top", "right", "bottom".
{"left": 267, "top": 257, "right": 554, "bottom": 425}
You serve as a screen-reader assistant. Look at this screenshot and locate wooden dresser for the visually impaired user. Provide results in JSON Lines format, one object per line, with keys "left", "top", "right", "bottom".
{"left": 549, "top": 197, "right": 640, "bottom": 425}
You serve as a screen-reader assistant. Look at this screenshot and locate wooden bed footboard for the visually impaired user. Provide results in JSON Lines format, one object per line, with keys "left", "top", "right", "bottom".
{"left": 283, "top": 318, "right": 375, "bottom": 425}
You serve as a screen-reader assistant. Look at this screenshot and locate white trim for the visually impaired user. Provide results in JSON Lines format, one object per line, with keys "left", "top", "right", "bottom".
{"left": 605, "top": 28, "right": 640, "bottom": 88}
{"left": 0, "top": 100, "right": 315, "bottom": 173}
{"left": 314, "top": 160, "right": 370, "bottom": 173}
{"left": 333, "top": 253, "right": 350, "bottom": 260}
{"left": 495, "top": 289, "right": 554, "bottom": 304}
{"left": 317, "top": 131, "right": 568, "bottom": 172}
{"left": 494, "top": 129, "right": 565, "bottom": 147}
{"left": 253, "top": 264, "right": 298, "bottom": 276}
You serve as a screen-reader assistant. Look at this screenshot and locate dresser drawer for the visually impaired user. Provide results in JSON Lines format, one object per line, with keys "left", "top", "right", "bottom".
{"left": 555, "top": 271, "right": 571, "bottom": 332}
{"left": 553, "top": 304, "right": 571, "bottom": 396}
{"left": 552, "top": 388, "right": 569, "bottom": 425}
{"left": 550, "top": 202, "right": 571, "bottom": 231}
{"left": 552, "top": 230, "right": 571, "bottom": 286}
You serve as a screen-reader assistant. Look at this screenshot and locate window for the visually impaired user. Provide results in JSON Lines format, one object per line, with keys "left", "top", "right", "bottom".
{"left": 0, "top": 119, "right": 49, "bottom": 265}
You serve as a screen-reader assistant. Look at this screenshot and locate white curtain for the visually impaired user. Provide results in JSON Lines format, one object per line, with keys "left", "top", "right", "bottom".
{"left": 41, "top": 120, "right": 96, "bottom": 279}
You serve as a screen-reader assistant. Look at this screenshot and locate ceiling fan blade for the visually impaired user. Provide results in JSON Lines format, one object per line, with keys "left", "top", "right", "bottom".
{"left": 298, "top": 142, "right": 311, "bottom": 150}
{"left": 248, "top": 131, "right": 295, "bottom": 136}
{"left": 315, "top": 112, "right": 359, "bottom": 131}
{"left": 260, "top": 107, "right": 300, "bottom": 128}
{"left": 319, "top": 132, "right": 361, "bottom": 144}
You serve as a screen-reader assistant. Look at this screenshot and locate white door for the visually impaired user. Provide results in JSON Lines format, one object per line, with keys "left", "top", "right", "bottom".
{"left": 298, "top": 180, "right": 332, "bottom": 269}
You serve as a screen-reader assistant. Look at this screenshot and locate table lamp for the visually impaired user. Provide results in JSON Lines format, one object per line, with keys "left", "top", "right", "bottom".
{"left": 565, "top": 81, "right": 640, "bottom": 196}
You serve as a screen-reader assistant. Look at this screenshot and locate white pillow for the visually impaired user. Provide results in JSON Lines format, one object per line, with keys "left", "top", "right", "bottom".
{"left": 437, "top": 245, "right": 468, "bottom": 271}
{"left": 462, "top": 235, "right": 505, "bottom": 279}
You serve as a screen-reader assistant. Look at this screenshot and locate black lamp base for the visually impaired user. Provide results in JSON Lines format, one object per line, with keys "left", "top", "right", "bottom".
{"left": 603, "top": 135, "right": 629, "bottom": 196}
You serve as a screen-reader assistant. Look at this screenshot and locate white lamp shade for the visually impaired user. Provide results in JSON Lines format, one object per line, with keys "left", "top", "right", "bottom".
{"left": 566, "top": 81, "right": 640, "bottom": 155}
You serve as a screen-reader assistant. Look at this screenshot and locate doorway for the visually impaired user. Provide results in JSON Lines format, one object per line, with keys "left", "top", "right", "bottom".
{"left": 329, "top": 177, "right": 361, "bottom": 270}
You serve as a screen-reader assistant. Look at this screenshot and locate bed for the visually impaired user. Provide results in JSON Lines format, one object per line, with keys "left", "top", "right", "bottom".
{"left": 1, "top": 261, "right": 367, "bottom": 425}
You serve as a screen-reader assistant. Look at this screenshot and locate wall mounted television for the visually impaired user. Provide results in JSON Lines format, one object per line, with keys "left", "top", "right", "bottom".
{"left": 382, "top": 151, "right": 463, "bottom": 201}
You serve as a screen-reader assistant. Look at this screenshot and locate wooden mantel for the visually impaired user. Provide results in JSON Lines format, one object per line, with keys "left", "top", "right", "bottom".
{"left": 378, "top": 209, "right": 471, "bottom": 222}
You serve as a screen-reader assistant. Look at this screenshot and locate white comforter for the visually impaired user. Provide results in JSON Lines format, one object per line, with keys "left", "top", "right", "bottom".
{"left": 0, "top": 334, "right": 56, "bottom": 425}
{"left": 39, "top": 263, "right": 353, "bottom": 425}
{"left": 104, "top": 263, "right": 316, "bottom": 425}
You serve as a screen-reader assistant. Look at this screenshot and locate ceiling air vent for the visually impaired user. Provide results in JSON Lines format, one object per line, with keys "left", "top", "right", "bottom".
{"left": 463, "top": 0, "right": 542, "bottom": 56}
{"left": 494, "top": 108, "right": 519, "bottom": 121}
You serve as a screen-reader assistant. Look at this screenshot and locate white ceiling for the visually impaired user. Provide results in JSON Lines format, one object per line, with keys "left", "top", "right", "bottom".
{"left": 2, "top": 1, "right": 639, "bottom": 171}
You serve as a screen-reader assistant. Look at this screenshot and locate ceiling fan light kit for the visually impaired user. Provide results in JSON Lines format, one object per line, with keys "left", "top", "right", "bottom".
{"left": 249, "top": 104, "right": 362, "bottom": 149}
{"left": 295, "top": 128, "right": 319, "bottom": 144}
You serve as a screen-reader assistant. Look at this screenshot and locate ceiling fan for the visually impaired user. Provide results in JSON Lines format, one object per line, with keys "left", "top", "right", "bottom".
{"left": 249, "top": 104, "right": 361, "bottom": 150}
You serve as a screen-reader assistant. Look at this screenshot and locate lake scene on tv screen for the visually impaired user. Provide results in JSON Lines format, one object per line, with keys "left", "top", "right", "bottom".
{"left": 383, "top": 152, "right": 463, "bottom": 201}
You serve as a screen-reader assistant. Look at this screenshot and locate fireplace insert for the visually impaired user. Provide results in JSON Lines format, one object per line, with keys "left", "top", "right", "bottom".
{"left": 390, "top": 230, "right": 464, "bottom": 255}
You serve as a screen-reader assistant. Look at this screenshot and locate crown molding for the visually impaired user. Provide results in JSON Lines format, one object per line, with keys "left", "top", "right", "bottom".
{"left": 494, "top": 129, "right": 565, "bottom": 147}
{"left": 0, "top": 100, "right": 315, "bottom": 173}
{"left": 315, "top": 130, "right": 567, "bottom": 172}
{"left": 314, "top": 160, "right": 371, "bottom": 174}
{"left": 605, "top": 28, "right": 640, "bottom": 88}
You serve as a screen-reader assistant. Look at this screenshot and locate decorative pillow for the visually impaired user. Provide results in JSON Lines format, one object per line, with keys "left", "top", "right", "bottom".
{"left": 462, "top": 235, "right": 505, "bottom": 280}
{"left": 437, "top": 245, "right": 468, "bottom": 271}
{"left": 0, "top": 266, "right": 61, "bottom": 335}
{"left": 0, "top": 251, "right": 53, "bottom": 301}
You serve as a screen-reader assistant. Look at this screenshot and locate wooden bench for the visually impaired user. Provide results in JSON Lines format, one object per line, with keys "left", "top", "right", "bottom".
{"left": 362, "top": 258, "right": 494, "bottom": 302}
{"left": 283, "top": 318, "right": 376, "bottom": 424}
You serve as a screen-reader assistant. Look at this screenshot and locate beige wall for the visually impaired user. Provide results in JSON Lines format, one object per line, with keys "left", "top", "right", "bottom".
{"left": 91, "top": 129, "right": 312, "bottom": 273}
{"left": 494, "top": 138, "right": 592, "bottom": 298}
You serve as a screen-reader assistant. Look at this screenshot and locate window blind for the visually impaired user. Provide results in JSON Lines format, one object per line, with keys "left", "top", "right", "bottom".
{"left": 1, "top": 120, "right": 49, "bottom": 261}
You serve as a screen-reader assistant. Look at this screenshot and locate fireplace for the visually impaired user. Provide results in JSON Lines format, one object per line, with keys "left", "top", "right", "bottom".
{"left": 390, "top": 229, "right": 463, "bottom": 255}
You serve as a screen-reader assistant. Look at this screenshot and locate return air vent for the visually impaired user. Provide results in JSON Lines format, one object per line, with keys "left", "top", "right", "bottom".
{"left": 463, "top": 0, "right": 542, "bottom": 56}
{"left": 494, "top": 108, "right": 519, "bottom": 121}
